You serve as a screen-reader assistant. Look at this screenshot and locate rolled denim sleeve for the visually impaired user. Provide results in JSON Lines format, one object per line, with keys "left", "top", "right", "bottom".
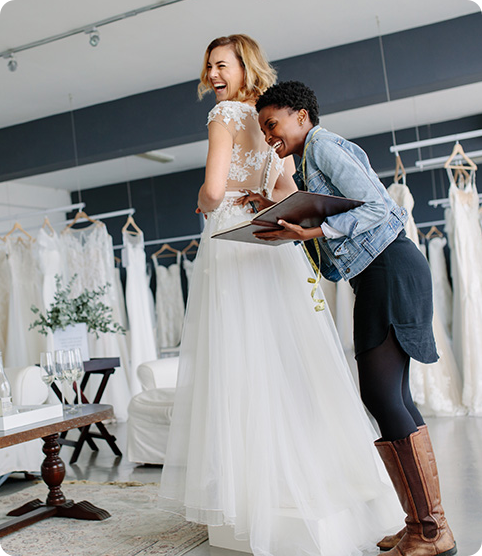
{"left": 311, "top": 138, "right": 391, "bottom": 238}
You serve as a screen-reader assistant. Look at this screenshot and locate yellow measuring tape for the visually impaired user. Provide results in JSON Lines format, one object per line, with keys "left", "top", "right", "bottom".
{"left": 301, "top": 128, "right": 325, "bottom": 312}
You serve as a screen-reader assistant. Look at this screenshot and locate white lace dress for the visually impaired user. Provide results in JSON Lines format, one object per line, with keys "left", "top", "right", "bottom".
{"left": 4, "top": 237, "right": 45, "bottom": 367}
{"left": 427, "top": 236, "right": 453, "bottom": 339}
{"left": 160, "top": 101, "right": 403, "bottom": 556}
{"left": 152, "top": 252, "right": 185, "bottom": 351}
{"left": 123, "top": 231, "right": 157, "bottom": 395}
{"left": 60, "top": 223, "right": 131, "bottom": 421}
{"left": 0, "top": 244, "right": 10, "bottom": 357}
{"left": 446, "top": 175, "right": 482, "bottom": 415}
{"left": 388, "top": 182, "right": 464, "bottom": 416}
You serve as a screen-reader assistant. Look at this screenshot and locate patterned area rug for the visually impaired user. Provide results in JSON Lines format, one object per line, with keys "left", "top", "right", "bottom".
{"left": 0, "top": 481, "right": 207, "bottom": 556}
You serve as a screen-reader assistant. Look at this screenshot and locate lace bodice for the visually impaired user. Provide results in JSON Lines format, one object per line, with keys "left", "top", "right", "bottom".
{"left": 207, "top": 101, "right": 284, "bottom": 196}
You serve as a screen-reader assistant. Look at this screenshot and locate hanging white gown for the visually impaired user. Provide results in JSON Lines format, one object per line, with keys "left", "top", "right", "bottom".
{"left": 60, "top": 222, "right": 131, "bottom": 421}
{"left": 35, "top": 227, "right": 65, "bottom": 354}
{"left": 123, "top": 231, "right": 157, "bottom": 395}
{"left": 446, "top": 175, "right": 482, "bottom": 415}
{"left": 4, "top": 237, "right": 45, "bottom": 367}
{"left": 0, "top": 244, "right": 10, "bottom": 357}
{"left": 427, "top": 236, "right": 453, "bottom": 340}
{"left": 387, "top": 181, "right": 464, "bottom": 416}
{"left": 182, "top": 252, "right": 195, "bottom": 292}
{"left": 152, "top": 252, "right": 184, "bottom": 351}
{"left": 160, "top": 101, "right": 403, "bottom": 556}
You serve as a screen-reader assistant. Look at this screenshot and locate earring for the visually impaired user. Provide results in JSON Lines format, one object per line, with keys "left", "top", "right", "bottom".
{"left": 298, "top": 118, "right": 304, "bottom": 126}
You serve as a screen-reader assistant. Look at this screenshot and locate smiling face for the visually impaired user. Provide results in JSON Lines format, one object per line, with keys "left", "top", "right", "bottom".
{"left": 258, "top": 105, "right": 311, "bottom": 158}
{"left": 207, "top": 45, "right": 245, "bottom": 103}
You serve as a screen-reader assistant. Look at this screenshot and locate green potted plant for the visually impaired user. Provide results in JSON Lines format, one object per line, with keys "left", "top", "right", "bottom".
{"left": 30, "top": 274, "right": 126, "bottom": 360}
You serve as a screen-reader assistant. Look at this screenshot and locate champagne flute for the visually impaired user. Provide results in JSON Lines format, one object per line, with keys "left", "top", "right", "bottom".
{"left": 39, "top": 351, "right": 56, "bottom": 389}
{"left": 72, "top": 348, "right": 85, "bottom": 411}
{"left": 54, "top": 350, "right": 66, "bottom": 411}
{"left": 63, "top": 349, "right": 78, "bottom": 414}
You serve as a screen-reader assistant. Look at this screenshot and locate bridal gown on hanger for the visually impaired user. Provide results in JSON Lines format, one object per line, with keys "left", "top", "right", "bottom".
{"left": 160, "top": 101, "right": 403, "bottom": 556}
{"left": 446, "top": 173, "right": 482, "bottom": 415}
{"left": 427, "top": 236, "right": 453, "bottom": 339}
{"left": 123, "top": 231, "right": 157, "bottom": 395}
{"left": 60, "top": 222, "right": 131, "bottom": 421}
{"left": 152, "top": 251, "right": 184, "bottom": 351}
{"left": 35, "top": 227, "right": 65, "bottom": 354}
{"left": 4, "top": 236, "right": 45, "bottom": 367}
{"left": 0, "top": 244, "right": 10, "bottom": 357}
{"left": 388, "top": 181, "right": 464, "bottom": 416}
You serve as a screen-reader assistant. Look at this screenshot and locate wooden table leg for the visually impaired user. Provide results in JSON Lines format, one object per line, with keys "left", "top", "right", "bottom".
{"left": 2, "top": 432, "right": 110, "bottom": 537}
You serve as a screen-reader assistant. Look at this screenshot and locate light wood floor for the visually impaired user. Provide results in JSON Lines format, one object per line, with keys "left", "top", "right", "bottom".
{"left": 1, "top": 415, "right": 481, "bottom": 555}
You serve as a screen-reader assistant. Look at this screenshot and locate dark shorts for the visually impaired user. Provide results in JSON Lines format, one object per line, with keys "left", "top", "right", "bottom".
{"left": 349, "top": 231, "right": 438, "bottom": 364}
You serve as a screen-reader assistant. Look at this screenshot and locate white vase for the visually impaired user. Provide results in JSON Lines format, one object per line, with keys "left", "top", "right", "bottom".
{"left": 52, "top": 323, "right": 90, "bottom": 361}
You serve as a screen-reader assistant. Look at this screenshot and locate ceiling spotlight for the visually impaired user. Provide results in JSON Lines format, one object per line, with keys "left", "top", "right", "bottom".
{"left": 6, "top": 54, "right": 17, "bottom": 72}
{"left": 88, "top": 28, "right": 100, "bottom": 47}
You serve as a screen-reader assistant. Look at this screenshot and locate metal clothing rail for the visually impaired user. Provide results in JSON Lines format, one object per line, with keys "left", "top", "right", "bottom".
{"left": 0, "top": 203, "right": 85, "bottom": 224}
{"left": 416, "top": 219, "right": 446, "bottom": 229}
{"left": 2, "top": 208, "right": 137, "bottom": 235}
{"left": 428, "top": 192, "right": 482, "bottom": 208}
{"left": 53, "top": 208, "right": 136, "bottom": 228}
{"left": 113, "top": 233, "right": 201, "bottom": 251}
{"left": 390, "top": 129, "right": 482, "bottom": 154}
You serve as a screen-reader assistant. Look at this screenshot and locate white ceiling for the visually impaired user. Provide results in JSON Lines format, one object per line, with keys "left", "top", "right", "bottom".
{"left": 1, "top": 0, "right": 480, "bottom": 191}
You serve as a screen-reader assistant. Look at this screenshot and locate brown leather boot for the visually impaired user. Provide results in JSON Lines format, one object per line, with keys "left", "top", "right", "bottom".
{"left": 375, "top": 430, "right": 457, "bottom": 556}
{"left": 377, "top": 527, "right": 406, "bottom": 551}
{"left": 377, "top": 425, "right": 433, "bottom": 551}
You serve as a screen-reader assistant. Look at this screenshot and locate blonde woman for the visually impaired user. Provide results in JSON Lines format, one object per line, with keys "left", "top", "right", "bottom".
{"left": 159, "top": 35, "right": 403, "bottom": 556}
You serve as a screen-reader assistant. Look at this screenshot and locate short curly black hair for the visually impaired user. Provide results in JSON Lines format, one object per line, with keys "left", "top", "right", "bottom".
{"left": 256, "top": 81, "right": 320, "bottom": 126}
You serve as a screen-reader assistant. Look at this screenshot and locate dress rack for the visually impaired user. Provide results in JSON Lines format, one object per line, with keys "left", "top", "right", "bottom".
{"left": 113, "top": 233, "right": 201, "bottom": 251}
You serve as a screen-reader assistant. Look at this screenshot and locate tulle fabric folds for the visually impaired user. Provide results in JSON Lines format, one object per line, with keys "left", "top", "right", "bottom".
{"left": 160, "top": 194, "right": 403, "bottom": 556}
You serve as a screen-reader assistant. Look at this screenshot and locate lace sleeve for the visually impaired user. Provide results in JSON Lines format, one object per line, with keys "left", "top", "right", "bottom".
{"left": 207, "top": 101, "right": 249, "bottom": 139}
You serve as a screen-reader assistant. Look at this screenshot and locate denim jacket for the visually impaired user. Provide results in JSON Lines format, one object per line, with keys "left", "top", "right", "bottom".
{"left": 293, "top": 126, "right": 408, "bottom": 281}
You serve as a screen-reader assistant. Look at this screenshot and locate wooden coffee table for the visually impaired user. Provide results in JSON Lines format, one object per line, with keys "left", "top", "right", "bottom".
{"left": 0, "top": 404, "right": 113, "bottom": 538}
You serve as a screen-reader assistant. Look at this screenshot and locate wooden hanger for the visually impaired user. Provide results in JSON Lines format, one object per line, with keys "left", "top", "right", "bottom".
{"left": 152, "top": 243, "right": 180, "bottom": 258}
{"left": 41, "top": 217, "right": 55, "bottom": 236}
{"left": 3, "top": 222, "right": 34, "bottom": 242}
{"left": 426, "top": 226, "right": 444, "bottom": 240}
{"left": 181, "top": 239, "right": 199, "bottom": 255}
{"left": 453, "top": 166, "right": 470, "bottom": 185}
{"left": 121, "top": 215, "right": 142, "bottom": 236}
{"left": 444, "top": 142, "right": 477, "bottom": 171}
{"left": 63, "top": 210, "right": 98, "bottom": 231}
{"left": 394, "top": 154, "right": 407, "bottom": 184}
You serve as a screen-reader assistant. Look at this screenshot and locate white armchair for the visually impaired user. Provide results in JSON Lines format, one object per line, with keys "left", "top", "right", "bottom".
{"left": 127, "top": 357, "right": 179, "bottom": 465}
{"left": 1, "top": 366, "right": 50, "bottom": 478}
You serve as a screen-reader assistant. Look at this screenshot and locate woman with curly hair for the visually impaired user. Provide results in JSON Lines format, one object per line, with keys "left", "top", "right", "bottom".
{"left": 253, "top": 80, "right": 457, "bottom": 556}
{"left": 160, "top": 39, "right": 404, "bottom": 556}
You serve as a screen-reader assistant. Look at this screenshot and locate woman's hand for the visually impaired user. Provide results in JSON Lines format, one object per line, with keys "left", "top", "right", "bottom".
{"left": 235, "top": 190, "right": 275, "bottom": 213}
{"left": 254, "top": 219, "right": 324, "bottom": 242}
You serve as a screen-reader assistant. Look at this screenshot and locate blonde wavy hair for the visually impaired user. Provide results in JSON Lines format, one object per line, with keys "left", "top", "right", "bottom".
{"left": 198, "top": 34, "right": 277, "bottom": 102}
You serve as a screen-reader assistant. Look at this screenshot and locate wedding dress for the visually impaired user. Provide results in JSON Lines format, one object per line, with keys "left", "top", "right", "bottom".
{"left": 160, "top": 101, "right": 403, "bottom": 556}
{"left": 4, "top": 237, "right": 45, "bottom": 367}
{"left": 446, "top": 174, "right": 482, "bottom": 415}
{"left": 60, "top": 222, "right": 131, "bottom": 421}
{"left": 152, "top": 251, "right": 184, "bottom": 351}
{"left": 123, "top": 231, "right": 157, "bottom": 395}
{"left": 35, "top": 227, "right": 65, "bottom": 354}
{"left": 427, "top": 236, "right": 453, "bottom": 339}
{"left": 0, "top": 244, "right": 10, "bottom": 357}
{"left": 387, "top": 182, "right": 464, "bottom": 416}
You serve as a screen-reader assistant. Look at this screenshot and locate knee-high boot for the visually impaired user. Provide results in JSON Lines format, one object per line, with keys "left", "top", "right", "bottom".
{"left": 375, "top": 429, "right": 457, "bottom": 556}
{"left": 376, "top": 425, "right": 436, "bottom": 551}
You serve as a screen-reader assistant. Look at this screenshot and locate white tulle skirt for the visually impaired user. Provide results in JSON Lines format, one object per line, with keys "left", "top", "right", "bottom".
{"left": 159, "top": 193, "right": 404, "bottom": 556}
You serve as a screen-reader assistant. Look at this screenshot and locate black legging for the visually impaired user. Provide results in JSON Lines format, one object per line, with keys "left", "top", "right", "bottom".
{"left": 356, "top": 327, "right": 425, "bottom": 442}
